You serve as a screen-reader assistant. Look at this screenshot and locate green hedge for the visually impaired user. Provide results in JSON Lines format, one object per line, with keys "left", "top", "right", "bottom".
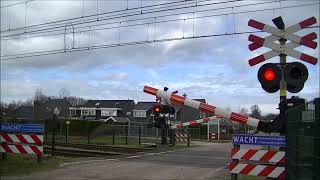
{"left": 45, "top": 119, "right": 103, "bottom": 136}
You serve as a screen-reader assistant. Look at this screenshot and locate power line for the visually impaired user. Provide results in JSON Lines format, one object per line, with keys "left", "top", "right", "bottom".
{"left": 1, "top": 0, "right": 280, "bottom": 39}
{"left": 1, "top": 1, "right": 316, "bottom": 41}
{"left": 1, "top": 25, "right": 318, "bottom": 61}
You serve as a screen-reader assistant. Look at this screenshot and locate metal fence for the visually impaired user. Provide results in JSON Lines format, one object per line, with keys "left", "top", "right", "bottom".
{"left": 285, "top": 97, "right": 319, "bottom": 180}
{"left": 44, "top": 119, "right": 162, "bottom": 145}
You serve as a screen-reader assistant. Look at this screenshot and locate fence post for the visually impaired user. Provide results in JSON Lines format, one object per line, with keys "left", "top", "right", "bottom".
{"left": 187, "top": 133, "right": 190, "bottom": 147}
{"left": 125, "top": 126, "right": 128, "bottom": 144}
{"left": 51, "top": 114, "right": 56, "bottom": 157}
{"left": 86, "top": 119, "right": 90, "bottom": 144}
{"left": 112, "top": 126, "right": 115, "bottom": 145}
{"left": 45, "top": 119, "right": 48, "bottom": 141}
{"left": 171, "top": 129, "right": 176, "bottom": 146}
{"left": 138, "top": 126, "right": 141, "bottom": 145}
{"left": 231, "top": 144, "right": 240, "bottom": 180}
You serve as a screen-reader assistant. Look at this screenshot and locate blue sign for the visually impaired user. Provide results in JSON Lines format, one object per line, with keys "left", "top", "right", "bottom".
{"left": 232, "top": 134, "right": 286, "bottom": 147}
{"left": 0, "top": 123, "right": 44, "bottom": 133}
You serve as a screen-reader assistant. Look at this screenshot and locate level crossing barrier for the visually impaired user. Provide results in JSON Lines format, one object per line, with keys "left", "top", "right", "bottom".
{"left": 0, "top": 123, "right": 44, "bottom": 162}
{"left": 144, "top": 85, "right": 261, "bottom": 128}
{"left": 230, "top": 134, "right": 286, "bottom": 180}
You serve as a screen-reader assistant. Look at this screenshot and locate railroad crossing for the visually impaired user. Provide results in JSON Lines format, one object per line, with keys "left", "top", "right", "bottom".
{"left": 1, "top": 142, "right": 231, "bottom": 180}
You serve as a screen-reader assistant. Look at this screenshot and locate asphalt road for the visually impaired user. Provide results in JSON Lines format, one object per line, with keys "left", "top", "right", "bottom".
{"left": 4, "top": 142, "right": 232, "bottom": 180}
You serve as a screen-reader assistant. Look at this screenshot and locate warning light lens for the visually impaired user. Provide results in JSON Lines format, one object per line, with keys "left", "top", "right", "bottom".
{"left": 154, "top": 107, "right": 160, "bottom": 113}
{"left": 264, "top": 68, "right": 276, "bottom": 81}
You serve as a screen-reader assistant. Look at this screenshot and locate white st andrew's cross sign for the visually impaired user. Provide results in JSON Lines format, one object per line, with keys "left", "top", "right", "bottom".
{"left": 247, "top": 17, "right": 318, "bottom": 66}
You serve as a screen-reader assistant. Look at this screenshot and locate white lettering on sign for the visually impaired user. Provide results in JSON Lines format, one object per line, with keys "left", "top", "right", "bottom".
{"left": 233, "top": 136, "right": 258, "bottom": 144}
{"left": 1, "top": 124, "right": 20, "bottom": 131}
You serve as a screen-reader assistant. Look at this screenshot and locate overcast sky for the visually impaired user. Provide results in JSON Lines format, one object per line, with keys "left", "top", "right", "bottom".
{"left": 1, "top": 0, "right": 319, "bottom": 115}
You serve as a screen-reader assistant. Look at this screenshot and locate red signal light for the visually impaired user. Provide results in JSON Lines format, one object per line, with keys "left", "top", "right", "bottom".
{"left": 263, "top": 68, "right": 276, "bottom": 81}
{"left": 154, "top": 107, "right": 160, "bottom": 113}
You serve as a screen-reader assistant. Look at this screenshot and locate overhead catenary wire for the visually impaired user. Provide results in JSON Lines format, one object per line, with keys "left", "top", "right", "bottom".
{"left": 1, "top": 0, "right": 233, "bottom": 38}
{"left": 1, "top": 0, "right": 318, "bottom": 60}
{"left": 0, "top": 0, "right": 35, "bottom": 8}
{"left": 1, "top": 1, "right": 317, "bottom": 41}
{"left": 1, "top": 0, "right": 286, "bottom": 40}
{"left": 0, "top": 0, "right": 213, "bottom": 33}
{"left": 1, "top": 25, "right": 318, "bottom": 61}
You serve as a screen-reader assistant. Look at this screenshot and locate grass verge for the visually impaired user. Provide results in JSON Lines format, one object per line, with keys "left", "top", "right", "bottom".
{"left": 0, "top": 154, "right": 68, "bottom": 177}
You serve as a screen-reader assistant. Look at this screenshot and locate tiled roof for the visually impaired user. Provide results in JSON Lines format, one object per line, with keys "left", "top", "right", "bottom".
{"left": 133, "top": 102, "right": 157, "bottom": 111}
{"left": 84, "top": 100, "right": 135, "bottom": 109}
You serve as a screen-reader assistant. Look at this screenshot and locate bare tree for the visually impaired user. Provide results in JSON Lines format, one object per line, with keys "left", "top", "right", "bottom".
{"left": 67, "top": 96, "right": 86, "bottom": 106}
{"left": 239, "top": 107, "right": 249, "bottom": 115}
{"left": 21, "top": 98, "right": 33, "bottom": 106}
{"left": 59, "top": 87, "right": 70, "bottom": 98}
{"left": 34, "top": 88, "right": 47, "bottom": 103}
{"left": 250, "top": 104, "right": 262, "bottom": 119}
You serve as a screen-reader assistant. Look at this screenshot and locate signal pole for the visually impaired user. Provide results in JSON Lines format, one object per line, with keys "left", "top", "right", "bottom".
{"left": 279, "top": 38, "right": 287, "bottom": 115}
{"left": 273, "top": 16, "right": 287, "bottom": 115}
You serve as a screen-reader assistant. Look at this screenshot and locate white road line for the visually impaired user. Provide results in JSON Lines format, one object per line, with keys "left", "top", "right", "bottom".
{"left": 60, "top": 149, "right": 180, "bottom": 167}
{"left": 60, "top": 159, "right": 118, "bottom": 167}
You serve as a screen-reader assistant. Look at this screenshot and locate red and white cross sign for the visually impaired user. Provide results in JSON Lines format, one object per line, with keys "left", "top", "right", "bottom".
{"left": 247, "top": 17, "right": 318, "bottom": 66}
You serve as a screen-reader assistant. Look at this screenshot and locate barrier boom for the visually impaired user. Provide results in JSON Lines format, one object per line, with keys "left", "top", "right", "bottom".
{"left": 143, "top": 85, "right": 260, "bottom": 128}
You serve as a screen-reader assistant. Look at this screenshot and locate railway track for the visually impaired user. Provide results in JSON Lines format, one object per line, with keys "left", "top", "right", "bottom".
{"left": 43, "top": 142, "right": 154, "bottom": 157}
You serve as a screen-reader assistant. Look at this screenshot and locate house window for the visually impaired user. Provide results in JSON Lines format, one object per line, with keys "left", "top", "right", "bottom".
{"left": 88, "top": 110, "right": 95, "bottom": 115}
{"left": 134, "top": 111, "right": 146, "bottom": 117}
{"left": 101, "top": 111, "right": 110, "bottom": 117}
{"left": 82, "top": 110, "right": 95, "bottom": 116}
{"left": 70, "top": 110, "right": 76, "bottom": 115}
{"left": 81, "top": 110, "right": 88, "bottom": 115}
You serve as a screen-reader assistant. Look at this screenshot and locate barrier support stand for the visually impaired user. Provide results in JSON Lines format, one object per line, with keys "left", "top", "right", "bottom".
{"left": 231, "top": 144, "right": 240, "bottom": 180}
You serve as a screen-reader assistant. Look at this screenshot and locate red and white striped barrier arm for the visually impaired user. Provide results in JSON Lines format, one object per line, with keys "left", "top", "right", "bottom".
{"left": 143, "top": 86, "right": 260, "bottom": 128}
{"left": 1, "top": 133, "right": 43, "bottom": 145}
{"left": 171, "top": 116, "right": 217, "bottom": 129}
{"left": 0, "top": 144, "right": 43, "bottom": 155}
{"left": 229, "top": 162, "right": 285, "bottom": 179}
{"left": 231, "top": 148, "right": 285, "bottom": 164}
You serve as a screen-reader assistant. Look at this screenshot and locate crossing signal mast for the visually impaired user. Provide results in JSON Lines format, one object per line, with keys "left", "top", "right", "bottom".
{"left": 248, "top": 16, "right": 318, "bottom": 130}
{"left": 151, "top": 87, "right": 176, "bottom": 144}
